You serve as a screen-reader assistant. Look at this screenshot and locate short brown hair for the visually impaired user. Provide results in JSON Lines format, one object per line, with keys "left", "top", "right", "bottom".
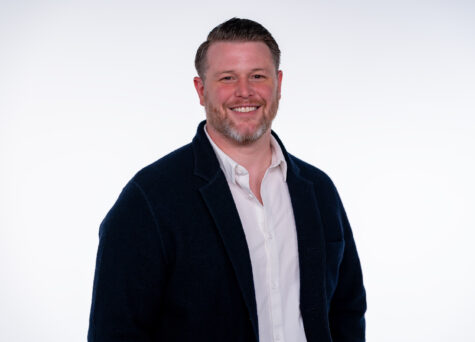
{"left": 195, "top": 18, "right": 281, "bottom": 79}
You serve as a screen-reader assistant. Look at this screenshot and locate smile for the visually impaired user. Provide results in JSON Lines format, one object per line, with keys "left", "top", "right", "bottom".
{"left": 231, "top": 106, "right": 259, "bottom": 113}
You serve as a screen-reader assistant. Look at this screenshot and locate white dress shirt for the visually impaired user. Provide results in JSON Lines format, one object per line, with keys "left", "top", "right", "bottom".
{"left": 205, "top": 126, "right": 307, "bottom": 342}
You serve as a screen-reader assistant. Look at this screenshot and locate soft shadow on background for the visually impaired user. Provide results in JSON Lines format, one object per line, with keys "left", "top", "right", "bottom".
{"left": 1, "top": 1, "right": 474, "bottom": 341}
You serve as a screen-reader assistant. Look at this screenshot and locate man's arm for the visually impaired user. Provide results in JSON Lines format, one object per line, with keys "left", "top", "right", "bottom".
{"left": 328, "top": 192, "right": 366, "bottom": 342}
{"left": 88, "top": 180, "right": 168, "bottom": 342}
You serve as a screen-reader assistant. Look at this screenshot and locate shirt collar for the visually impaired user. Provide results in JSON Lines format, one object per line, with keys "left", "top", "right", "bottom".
{"left": 204, "top": 124, "right": 287, "bottom": 184}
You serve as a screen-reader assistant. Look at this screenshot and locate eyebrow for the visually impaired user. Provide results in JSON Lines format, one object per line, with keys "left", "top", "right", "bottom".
{"left": 213, "top": 68, "right": 270, "bottom": 76}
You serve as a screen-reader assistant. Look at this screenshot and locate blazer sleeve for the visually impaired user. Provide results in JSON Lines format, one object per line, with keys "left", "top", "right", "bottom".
{"left": 88, "top": 180, "right": 168, "bottom": 342}
{"left": 328, "top": 188, "right": 367, "bottom": 342}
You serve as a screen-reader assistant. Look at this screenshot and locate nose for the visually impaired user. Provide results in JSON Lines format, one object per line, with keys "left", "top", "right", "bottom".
{"left": 235, "top": 78, "right": 254, "bottom": 98}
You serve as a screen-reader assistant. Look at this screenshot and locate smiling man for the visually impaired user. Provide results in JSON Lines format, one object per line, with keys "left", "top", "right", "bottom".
{"left": 88, "top": 18, "right": 366, "bottom": 342}
{"left": 195, "top": 40, "right": 281, "bottom": 146}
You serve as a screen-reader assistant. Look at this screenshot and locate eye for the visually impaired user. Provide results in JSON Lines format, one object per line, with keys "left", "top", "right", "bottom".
{"left": 252, "top": 74, "right": 265, "bottom": 80}
{"left": 220, "top": 76, "right": 233, "bottom": 81}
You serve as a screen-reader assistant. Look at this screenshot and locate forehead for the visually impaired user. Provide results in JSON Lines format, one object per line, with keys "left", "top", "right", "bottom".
{"left": 205, "top": 41, "right": 274, "bottom": 72}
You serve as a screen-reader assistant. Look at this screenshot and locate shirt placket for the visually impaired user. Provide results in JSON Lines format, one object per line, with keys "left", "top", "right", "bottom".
{"left": 235, "top": 165, "right": 286, "bottom": 342}
{"left": 260, "top": 170, "right": 285, "bottom": 342}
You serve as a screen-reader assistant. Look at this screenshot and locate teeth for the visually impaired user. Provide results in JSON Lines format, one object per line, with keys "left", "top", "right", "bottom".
{"left": 232, "top": 106, "right": 257, "bottom": 113}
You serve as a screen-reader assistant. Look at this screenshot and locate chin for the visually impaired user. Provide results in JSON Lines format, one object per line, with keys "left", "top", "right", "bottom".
{"left": 224, "top": 122, "right": 268, "bottom": 145}
{"left": 205, "top": 103, "right": 274, "bottom": 145}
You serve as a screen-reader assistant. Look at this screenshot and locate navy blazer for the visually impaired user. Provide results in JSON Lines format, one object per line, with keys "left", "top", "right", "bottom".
{"left": 88, "top": 121, "right": 366, "bottom": 342}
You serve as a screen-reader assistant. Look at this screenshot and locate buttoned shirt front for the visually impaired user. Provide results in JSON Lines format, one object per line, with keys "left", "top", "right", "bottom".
{"left": 205, "top": 126, "right": 307, "bottom": 342}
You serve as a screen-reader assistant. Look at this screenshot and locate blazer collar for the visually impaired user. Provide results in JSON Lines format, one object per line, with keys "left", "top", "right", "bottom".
{"left": 192, "top": 120, "right": 298, "bottom": 182}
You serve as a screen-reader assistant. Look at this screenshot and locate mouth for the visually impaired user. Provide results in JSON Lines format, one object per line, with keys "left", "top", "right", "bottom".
{"left": 230, "top": 105, "right": 260, "bottom": 113}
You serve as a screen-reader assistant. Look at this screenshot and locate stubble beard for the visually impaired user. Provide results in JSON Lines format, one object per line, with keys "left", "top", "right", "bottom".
{"left": 205, "top": 99, "right": 279, "bottom": 145}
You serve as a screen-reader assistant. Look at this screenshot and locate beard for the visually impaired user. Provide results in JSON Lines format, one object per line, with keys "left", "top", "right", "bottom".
{"left": 204, "top": 98, "right": 279, "bottom": 145}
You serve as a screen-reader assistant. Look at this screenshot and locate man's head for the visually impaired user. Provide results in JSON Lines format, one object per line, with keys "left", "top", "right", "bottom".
{"left": 194, "top": 18, "right": 283, "bottom": 145}
{"left": 195, "top": 18, "right": 280, "bottom": 81}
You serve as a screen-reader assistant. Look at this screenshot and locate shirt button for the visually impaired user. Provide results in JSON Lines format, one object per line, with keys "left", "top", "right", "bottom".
{"left": 248, "top": 193, "right": 253, "bottom": 199}
{"left": 275, "top": 334, "right": 281, "bottom": 341}
{"left": 236, "top": 166, "right": 246, "bottom": 175}
{"left": 272, "top": 282, "right": 278, "bottom": 289}
{"left": 266, "top": 233, "right": 273, "bottom": 240}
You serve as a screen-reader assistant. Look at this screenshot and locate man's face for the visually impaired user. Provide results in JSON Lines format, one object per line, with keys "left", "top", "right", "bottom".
{"left": 194, "top": 41, "right": 283, "bottom": 145}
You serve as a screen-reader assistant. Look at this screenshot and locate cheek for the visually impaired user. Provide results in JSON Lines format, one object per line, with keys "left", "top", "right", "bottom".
{"left": 257, "top": 84, "right": 279, "bottom": 102}
{"left": 206, "top": 86, "right": 233, "bottom": 106}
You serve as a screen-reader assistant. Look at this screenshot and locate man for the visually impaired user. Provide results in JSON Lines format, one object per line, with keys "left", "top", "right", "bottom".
{"left": 88, "top": 18, "right": 366, "bottom": 342}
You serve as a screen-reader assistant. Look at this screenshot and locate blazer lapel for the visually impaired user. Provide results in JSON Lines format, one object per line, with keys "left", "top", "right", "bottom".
{"left": 287, "top": 170, "right": 327, "bottom": 312}
{"left": 193, "top": 122, "right": 259, "bottom": 341}
{"left": 199, "top": 176, "right": 258, "bottom": 340}
{"left": 287, "top": 170, "right": 330, "bottom": 340}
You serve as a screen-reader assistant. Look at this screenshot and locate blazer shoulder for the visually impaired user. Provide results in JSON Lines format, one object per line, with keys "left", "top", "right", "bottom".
{"left": 131, "top": 143, "right": 194, "bottom": 188}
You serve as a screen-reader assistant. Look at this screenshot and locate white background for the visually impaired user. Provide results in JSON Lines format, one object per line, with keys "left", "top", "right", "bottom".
{"left": 1, "top": 1, "right": 474, "bottom": 341}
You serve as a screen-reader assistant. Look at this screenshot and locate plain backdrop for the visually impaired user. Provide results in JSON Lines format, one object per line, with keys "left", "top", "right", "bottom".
{"left": 1, "top": 1, "right": 474, "bottom": 341}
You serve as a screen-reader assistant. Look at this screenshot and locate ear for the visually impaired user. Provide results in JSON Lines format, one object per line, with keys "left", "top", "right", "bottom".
{"left": 277, "top": 70, "right": 283, "bottom": 100}
{"left": 193, "top": 77, "right": 205, "bottom": 106}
